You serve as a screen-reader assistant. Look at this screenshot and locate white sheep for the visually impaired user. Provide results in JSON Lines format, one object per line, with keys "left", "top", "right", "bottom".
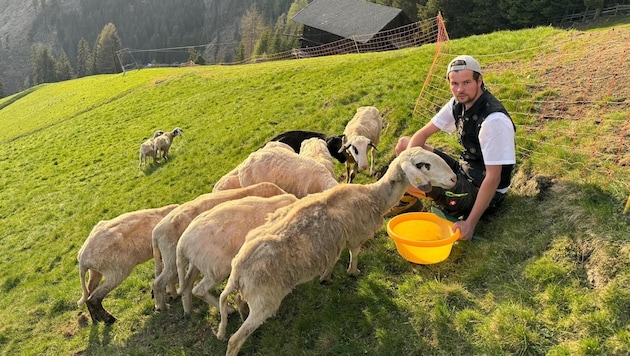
{"left": 299, "top": 137, "right": 336, "bottom": 177}
{"left": 212, "top": 142, "right": 295, "bottom": 192}
{"left": 238, "top": 145, "right": 339, "bottom": 198}
{"left": 339, "top": 106, "right": 383, "bottom": 183}
{"left": 76, "top": 203, "right": 179, "bottom": 324}
{"left": 151, "top": 182, "right": 288, "bottom": 311}
{"left": 176, "top": 193, "right": 298, "bottom": 315}
{"left": 216, "top": 147, "right": 457, "bottom": 355}
{"left": 155, "top": 127, "right": 183, "bottom": 161}
{"left": 138, "top": 130, "right": 165, "bottom": 168}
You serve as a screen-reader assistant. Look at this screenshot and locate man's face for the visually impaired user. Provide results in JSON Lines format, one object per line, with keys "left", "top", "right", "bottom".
{"left": 448, "top": 70, "right": 482, "bottom": 107}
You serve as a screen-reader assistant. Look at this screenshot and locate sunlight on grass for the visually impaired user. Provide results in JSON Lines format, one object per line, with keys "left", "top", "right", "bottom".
{"left": 0, "top": 23, "right": 629, "bottom": 355}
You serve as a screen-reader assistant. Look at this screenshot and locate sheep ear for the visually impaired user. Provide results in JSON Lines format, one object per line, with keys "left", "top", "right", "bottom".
{"left": 369, "top": 142, "right": 378, "bottom": 152}
{"left": 338, "top": 143, "right": 351, "bottom": 153}
{"left": 401, "top": 159, "right": 430, "bottom": 190}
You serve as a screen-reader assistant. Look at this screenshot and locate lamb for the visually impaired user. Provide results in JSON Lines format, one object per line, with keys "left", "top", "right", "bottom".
{"left": 216, "top": 146, "right": 457, "bottom": 355}
{"left": 138, "top": 130, "right": 165, "bottom": 168}
{"left": 76, "top": 203, "right": 179, "bottom": 324}
{"left": 176, "top": 193, "right": 298, "bottom": 315}
{"left": 151, "top": 182, "right": 288, "bottom": 311}
{"left": 267, "top": 130, "right": 347, "bottom": 163}
{"left": 155, "top": 127, "right": 183, "bottom": 161}
{"left": 238, "top": 145, "right": 339, "bottom": 198}
{"left": 339, "top": 106, "right": 383, "bottom": 183}
{"left": 212, "top": 142, "right": 295, "bottom": 192}
{"left": 299, "top": 137, "right": 336, "bottom": 177}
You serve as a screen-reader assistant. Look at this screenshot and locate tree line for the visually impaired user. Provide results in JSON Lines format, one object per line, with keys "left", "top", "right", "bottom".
{"left": 17, "top": 0, "right": 621, "bottom": 97}
{"left": 29, "top": 23, "right": 122, "bottom": 87}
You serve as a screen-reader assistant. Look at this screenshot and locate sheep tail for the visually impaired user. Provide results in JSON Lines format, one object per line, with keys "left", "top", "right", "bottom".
{"left": 77, "top": 266, "right": 89, "bottom": 306}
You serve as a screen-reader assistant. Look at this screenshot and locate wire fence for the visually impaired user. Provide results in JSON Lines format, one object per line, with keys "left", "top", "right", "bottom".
{"left": 117, "top": 17, "right": 441, "bottom": 70}
{"left": 414, "top": 15, "right": 630, "bottom": 208}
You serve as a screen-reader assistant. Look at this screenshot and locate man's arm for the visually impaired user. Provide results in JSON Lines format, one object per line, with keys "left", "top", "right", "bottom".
{"left": 453, "top": 164, "right": 502, "bottom": 240}
{"left": 407, "top": 122, "right": 441, "bottom": 152}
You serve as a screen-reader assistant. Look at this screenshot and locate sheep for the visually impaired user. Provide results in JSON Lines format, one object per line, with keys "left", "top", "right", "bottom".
{"left": 76, "top": 203, "right": 179, "bottom": 324}
{"left": 267, "top": 130, "right": 347, "bottom": 163}
{"left": 339, "top": 106, "right": 383, "bottom": 183}
{"left": 237, "top": 145, "right": 339, "bottom": 198}
{"left": 151, "top": 182, "right": 288, "bottom": 312}
{"left": 216, "top": 146, "right": 457, "bottom": 355}
{"left": 212, "top": 142, "right": 295, "bottom": 192}
{"left": 138, "top": 130, "right": 165, "bottom": 168}
{"left": 155, "top": 127, "right": 183, "bottom": 161}
{"left": 176, "top": 193, "right": 298, "bottom": 315}
{"left": 299, "top": 137, "right": 336, "bottom": 177}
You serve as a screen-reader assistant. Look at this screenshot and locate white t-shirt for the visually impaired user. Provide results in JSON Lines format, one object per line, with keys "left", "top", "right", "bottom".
{"left": 431, "top": 98, "right": 516, "bottom": 192}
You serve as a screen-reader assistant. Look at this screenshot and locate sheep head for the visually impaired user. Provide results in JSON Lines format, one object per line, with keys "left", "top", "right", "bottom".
{"left": 172, "top": 127, "right": 183, "bottom": 137}
{"left": 339, "top": 135, "right": 372, "bottom": 170}
{"left": 399, "top": 147, "right": 457, "bottom": 192}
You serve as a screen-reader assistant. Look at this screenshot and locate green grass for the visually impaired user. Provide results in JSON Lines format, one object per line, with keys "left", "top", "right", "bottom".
{"left": 1, "top": 24, "right": 629, "bottom": 355}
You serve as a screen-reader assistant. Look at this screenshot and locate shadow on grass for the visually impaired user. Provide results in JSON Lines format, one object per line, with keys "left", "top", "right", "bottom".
{"left": 78, "top": 255, "right": 478, "bottom": 355}
{"left": 139, "top": 156, "right": 177, "bottom": 175}
{"left": 77, "top": 178, "right": 630, "bottom": 355}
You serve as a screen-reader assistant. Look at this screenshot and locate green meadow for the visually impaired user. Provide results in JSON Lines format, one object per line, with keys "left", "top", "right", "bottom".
{"left": 0, "top": 23, "right": 629, "bottom": 355}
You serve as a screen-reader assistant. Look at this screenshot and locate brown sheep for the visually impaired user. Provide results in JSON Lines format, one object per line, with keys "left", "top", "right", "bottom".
{"left": 77, "top": 203, "right": 179, "bottom": 324}
{"left": 216, "top": 147, "right": 457, "bottom": 355}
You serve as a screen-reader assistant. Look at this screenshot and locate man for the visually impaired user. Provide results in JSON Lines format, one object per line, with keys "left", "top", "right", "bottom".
{"left": 393, "top": 55, "right": 516, "bottom": 240}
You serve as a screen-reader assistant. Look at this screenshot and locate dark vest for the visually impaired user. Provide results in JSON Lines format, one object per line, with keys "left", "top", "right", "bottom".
{"left": 452, "top": 89, "right": 515, "bottom": 189}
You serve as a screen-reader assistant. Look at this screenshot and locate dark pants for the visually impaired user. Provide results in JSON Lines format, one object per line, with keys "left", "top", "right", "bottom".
{"left": 427, "top": 149, "right": 506, "bottom": 219}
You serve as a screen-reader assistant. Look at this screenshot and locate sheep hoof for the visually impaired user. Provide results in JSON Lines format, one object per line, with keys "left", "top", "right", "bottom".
{"left": 103, "top": 314, "right": 117, "bottom": 325}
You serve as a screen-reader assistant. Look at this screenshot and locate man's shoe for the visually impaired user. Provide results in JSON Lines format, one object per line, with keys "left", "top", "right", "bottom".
{"left": 386, "top": 193, "right": 422, "bottom": 217}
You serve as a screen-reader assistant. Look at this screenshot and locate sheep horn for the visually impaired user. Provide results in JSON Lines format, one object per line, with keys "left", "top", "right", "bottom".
{"left": 369, "top": 142, "right": 378, "bottom": 151}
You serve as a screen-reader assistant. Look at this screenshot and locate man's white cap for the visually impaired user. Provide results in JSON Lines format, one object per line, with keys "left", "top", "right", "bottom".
{"left": 446, "top": 55, "right": 482, "bottom": 77}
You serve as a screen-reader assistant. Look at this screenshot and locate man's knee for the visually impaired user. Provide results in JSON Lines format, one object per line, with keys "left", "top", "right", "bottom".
{"left": 395, "top": 136, "right": 411, "bottom": 156}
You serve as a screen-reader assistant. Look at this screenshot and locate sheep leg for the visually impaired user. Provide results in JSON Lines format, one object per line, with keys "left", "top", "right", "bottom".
{"left": 346, "top": 246, "right": 361, "bottom": 276}
{"left": 180, "top": 265, "right": 199, "bottom": 315}
{"left": 235, "top": 292, "right": 249, "bottom": 321}
{"left": 217, "top": 279, "right": 236, "bottom": 340}
{"left": 86, "top": 297, "right": 116, "bottom": 325}
{"left": 153, "top": 243, "right": 179, "bottom": 311}
{"left": 192, "top": 275, "right": 235, "bottom": 313}
{"left": 369, "top": 147, "right": 375, "bottom": 176}
{"left": 320, "top": 249, "right": 343, "bottom": 283}
{"left": 86, "top": 269, "right": 103, "bottom": 296}
{"left": 225, "top": 299, "right": 281, "bottom": 356}
{"left": 153, "top": 268, "right": 178, "bottom": 311}
{"left": 85, "top": 271, "right": 130, "bottom": 325}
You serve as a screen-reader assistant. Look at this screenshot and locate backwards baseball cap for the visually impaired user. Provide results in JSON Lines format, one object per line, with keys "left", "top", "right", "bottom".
{"left": 446, "top": 55, "right": 482, "bottom": 77}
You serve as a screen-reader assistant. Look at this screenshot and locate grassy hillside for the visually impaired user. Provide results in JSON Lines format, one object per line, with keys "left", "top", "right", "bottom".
{"left": 0, "top": 24, "right": 629, "bottom": 355}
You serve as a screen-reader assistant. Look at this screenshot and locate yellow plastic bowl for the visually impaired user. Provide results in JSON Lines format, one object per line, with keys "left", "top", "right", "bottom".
{"left": 387, "top": 212, "right": 460, "bottom": 264}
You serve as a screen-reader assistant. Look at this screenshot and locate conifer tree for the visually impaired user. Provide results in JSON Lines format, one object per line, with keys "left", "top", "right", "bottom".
{"left": 94, "top": 23, "right": 122, "bottom": 74}
{"left": 76, "top": 38, "right": 93, "bottom": 77}
{"left": 31, "top": 44, "right": 56, "bottom": 85}
{"left": 55, "top": 50, "right": 74, "bottom": 81}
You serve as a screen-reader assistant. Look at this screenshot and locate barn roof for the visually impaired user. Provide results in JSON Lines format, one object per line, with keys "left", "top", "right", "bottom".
{"left": 291, "top": 0, "right": 404, "bottom": 43}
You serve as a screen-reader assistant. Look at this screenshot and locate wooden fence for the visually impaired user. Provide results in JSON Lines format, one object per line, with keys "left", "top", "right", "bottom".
{"left": 560, "top": 4, "right": 630, "bottom": 24}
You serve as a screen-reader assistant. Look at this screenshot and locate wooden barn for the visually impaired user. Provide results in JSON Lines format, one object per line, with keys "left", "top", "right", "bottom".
{"left": 291, "top": 0, "right": 412, "bottom": 49}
